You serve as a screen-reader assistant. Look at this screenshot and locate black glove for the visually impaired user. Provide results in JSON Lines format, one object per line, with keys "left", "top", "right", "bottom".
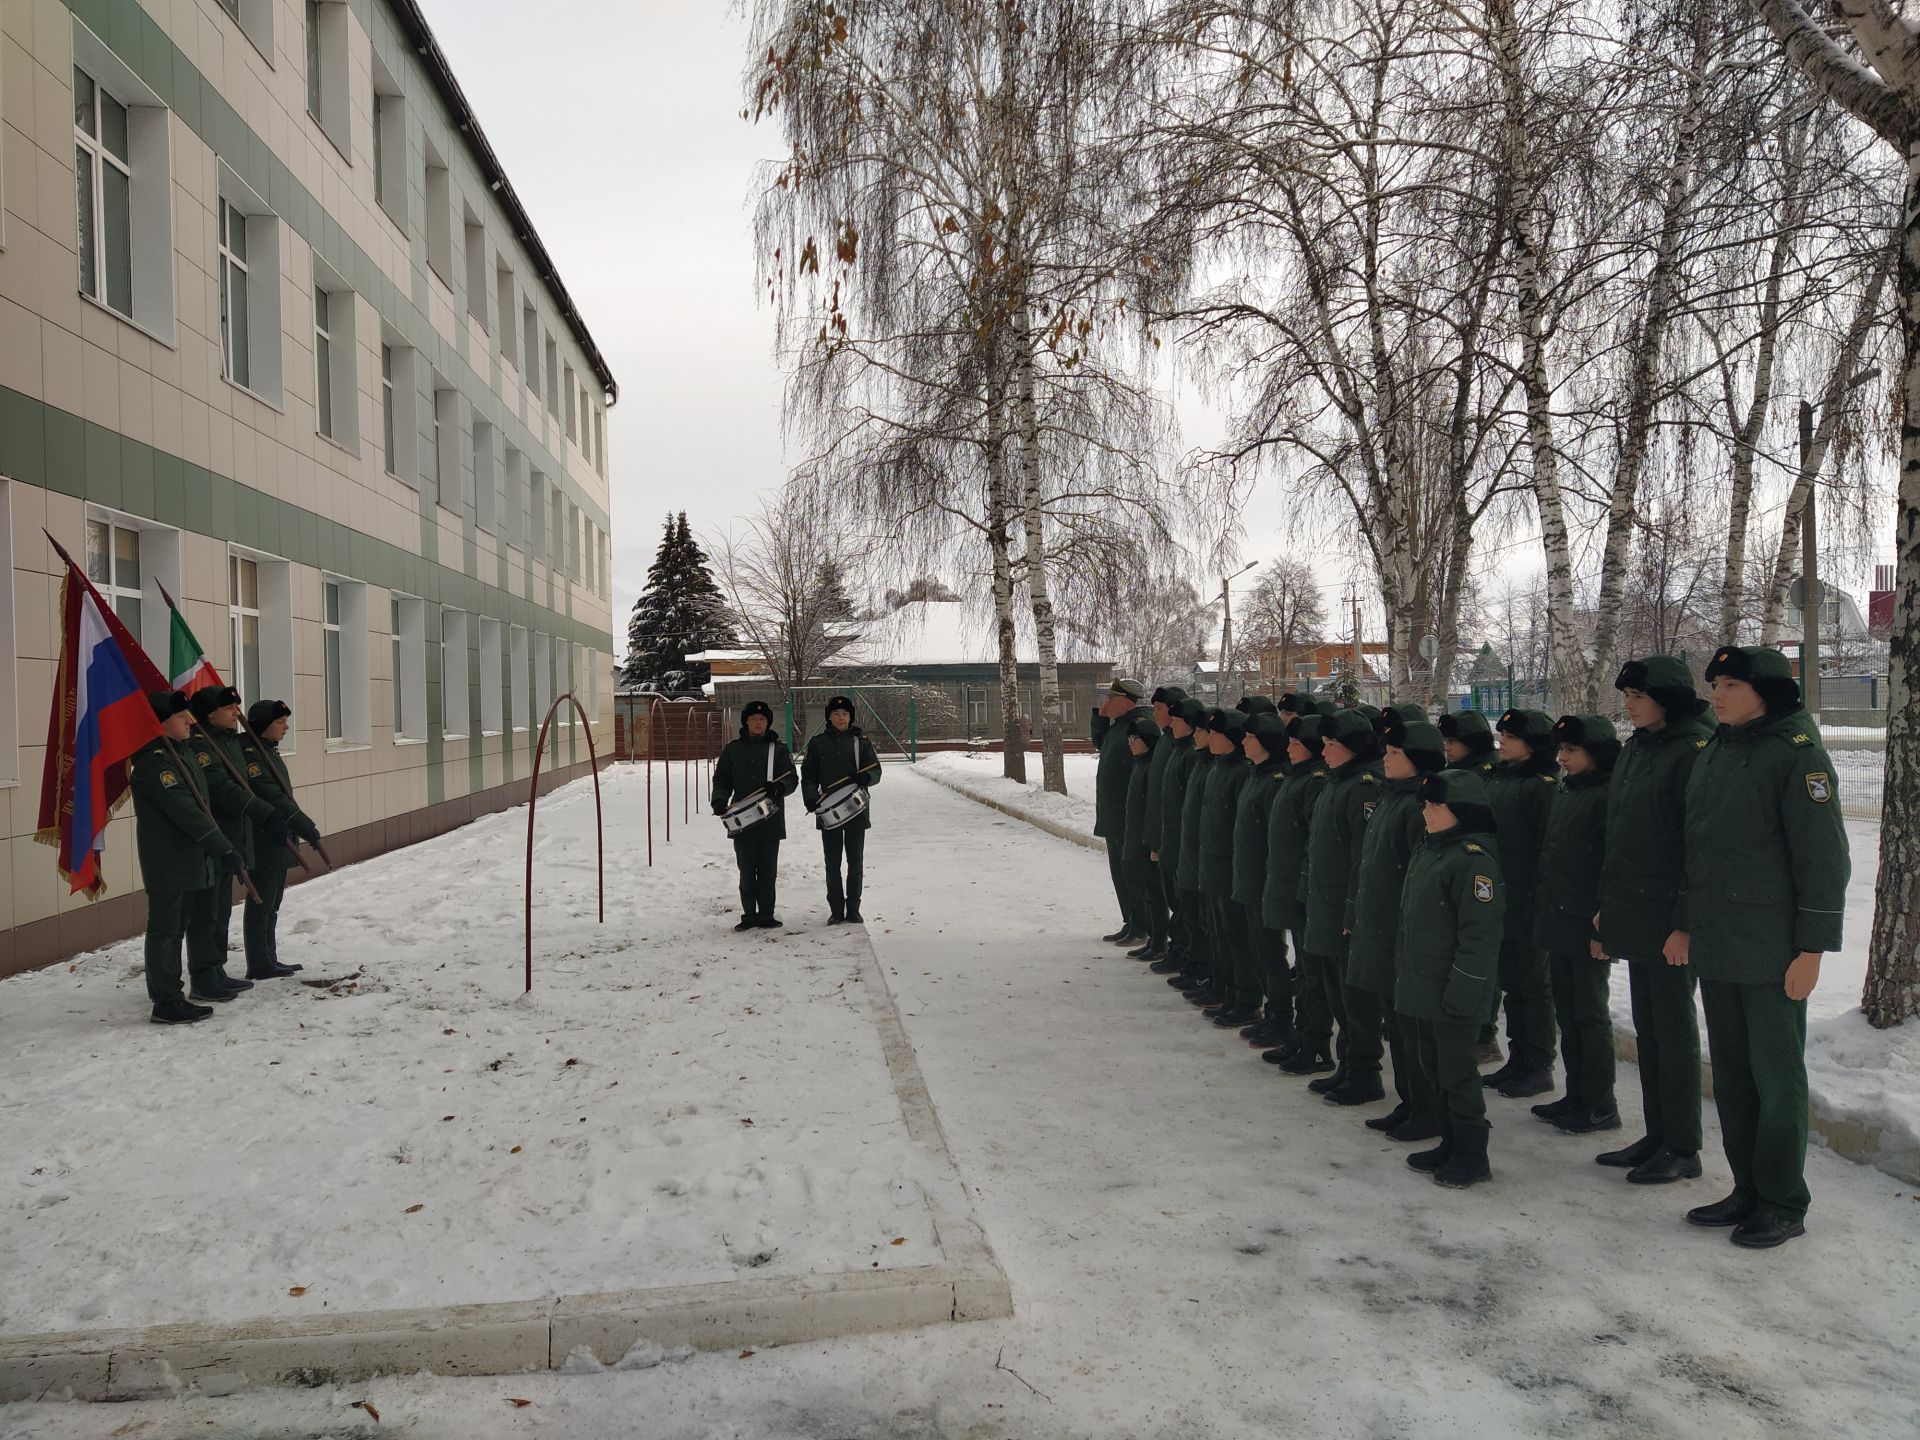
{"left": 295, "top": 818, "right": 322, "bottom": 846}
{"left": 218, "top": 851, "right": 246, "bottom": 878}
{"left": 712, "top": 805, "right": 725, "bottom": 817}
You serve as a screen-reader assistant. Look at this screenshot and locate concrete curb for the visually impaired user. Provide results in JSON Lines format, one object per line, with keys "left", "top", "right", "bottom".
{"left": 0, "top": 922, "right": 1011, "bottom": 1403}
{"left": 918, "top": 767, "right": 1920, "bottom": 1188}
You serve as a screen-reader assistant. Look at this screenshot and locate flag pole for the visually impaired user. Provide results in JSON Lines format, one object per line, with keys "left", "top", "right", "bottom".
{"left": 153, "top": 580, "right": 313, "bottom": 874}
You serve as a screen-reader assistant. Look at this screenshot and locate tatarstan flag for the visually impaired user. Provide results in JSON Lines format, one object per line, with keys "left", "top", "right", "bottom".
{"left": 163, "top": 588, "right": 222, "bottom": 696}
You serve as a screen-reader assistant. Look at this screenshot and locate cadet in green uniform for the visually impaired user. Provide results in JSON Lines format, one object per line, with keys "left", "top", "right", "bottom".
{"left": 711, "top": 700, "right": 798, "bottom": 930}
{"left": 801, "top": 694, "right": 882, "bottom": 924}
{"left": 1438, "top": 711, "right": 1498, "bottom": 779}
{"left": 1119, "top": 713, "right": 1166, "bottom": 960}
{"left": 1092, "top": 678, "right": 1154, "bottom": 945}
{"left": 1346, "top": 717, "right": 1448, "bottom": 1134}
{"left": 238, "top": 699, "right": 323, "bottom": 978}
{"left": 131, "top": 692, "right": 245, "bottom": 1024}
{"left": 1265, "top": 715, "right": 1331, "bottom": 1070}
{"left": 1138, "top": 686, "right": 1189, "bottom": 962}
{"left": 1682, "top": 646, "right": 1848, "bottom": 1249}
{"left": 1195, "top": 710, "right": 1253, "bottom": 1020}
{"left": 1149, "top": 698, "right": 1204, "bottom": 976}
{"left": 1169, "top": 709, "right": 1219, "bottom": 997}
{"left": 1595, "top": 656, "right": 1714, "bottom": 1183}
{"left": 1531, "top": 714, "right": 1620, "bottom": 1135}
{"left": 1397, "top": 769, "right": 1505, "bottom": 1188}
{"left": 1228, "top": 710, "right": 1290, "bottom": 1038}
{"left": 1481, "top": 708, "right": 1561, "bottom": 1097}
{"left": 1296, "top": 709, "right": 1381, "bottom": 1098}
{"left": 185, "top": 686, "right": 278, "bottom": 1002}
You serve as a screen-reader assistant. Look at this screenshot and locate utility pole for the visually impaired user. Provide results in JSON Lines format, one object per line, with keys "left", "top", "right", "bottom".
{"left": 1799, "top": 400, "right": 1821, "bottom": 714}
{"left": 1216, "top": 561, "right": 1256, "bottom": 704}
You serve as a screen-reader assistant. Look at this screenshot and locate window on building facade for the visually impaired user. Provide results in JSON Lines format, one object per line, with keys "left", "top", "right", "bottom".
{"left": 312, "top": 286, "right": 334, "bottom": 439}
{"left": 323, "top": 577, "right": 370, "bottom": 745}
{"left": 473, "top": 418, "right": 497, "bottom": 532}
{"left": 85, "top": 514, "right": 143, "bottom": 647}
{"left": 496, "top": 265, "right": 516, "bottom": 364}
{"left": 550, "top": 489, "right": 565, "bottom": 570}
{"left": 371, "top": 53, "right": 405, "bottom": 228}
{"left": 304, "top": 1, "right": 348, "bottom": 155}
{"left": 380, "top": 344, "right": 397, "bottom": 473}
{"left": 215, "top": 1, "right": 273, "bottom": 61}
{"left": 545, "top": 334, "right": 560, "bottom": 417}
{"left": 567, "top": 500, "right": 580, "bottom": 581}
{"left": 442, "top": 608, "right": 470, "bottom": 739}
{"left": 529, "top": 469, "right": 547, "bottom": 555}
{"left": 464, "top": 207, "right": 488, "bottom": 330}
{"left": 429, "top": 380, "right": 458, "bottom": 512}
{"left": 73, "top": 66, "right": 132, "bottom": 318}
{"left": 509, "top": 625, "right": 529, "bottom": 732}
{"left": 424, "top": 136, "right": 452, "bottom": 283}
{"left": 533, "top": 632, "right": 552, "bottom": 727}
{"left": 593, "top": 406, "right": 606, "bottom": 478}
{"left": 391, "top": 595, "right": 425, "bottom": 741}
{"left": 503, "top": 445, "right": 526, "bottom": 550}
{"left": 312, "top": 272, "right": 359, "bottom": 452}
{"left": 229, "top": 553, "right": 261, "bottom": 703}
{"left": 522, "top": 299, "right": 538, "bottom": 391}
{"left": 217, "top": 198, "right": 251, "bottom": 389}
{"left": 557, "top": 644, "right": 573, "bottom": 727}
{"left": 564, "top": 364, "right": 577, "bottom": 442}
{"left": 479, "top": 618, "right": 504, "bottom": 736}
{"left": 216, "top": 167, "right": 283, "bottom": 402}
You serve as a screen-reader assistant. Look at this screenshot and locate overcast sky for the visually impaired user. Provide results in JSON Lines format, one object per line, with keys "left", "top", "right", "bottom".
{"left": 426, "top": 1, "right": 1896, "bottom": 659}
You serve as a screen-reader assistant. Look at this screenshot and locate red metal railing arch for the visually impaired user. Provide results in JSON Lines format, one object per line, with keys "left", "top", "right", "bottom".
{"left": 522, "top": 691, "right": 605, "bottom": 993}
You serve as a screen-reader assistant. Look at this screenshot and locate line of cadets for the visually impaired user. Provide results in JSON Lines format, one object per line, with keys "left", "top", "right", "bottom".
{"left": 1091, "top": 645, "right": 1848, "bottom": 1249}
{"left": 132, "top": 686, "right": 325, "bottom": 1025}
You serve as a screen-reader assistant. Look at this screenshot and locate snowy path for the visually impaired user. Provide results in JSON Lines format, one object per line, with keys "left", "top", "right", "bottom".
{"left": 9, "top": 768, "right": 1920, "bottom": 1439}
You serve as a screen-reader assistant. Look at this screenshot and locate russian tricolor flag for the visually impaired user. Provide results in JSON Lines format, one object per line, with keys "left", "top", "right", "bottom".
{"left": 62, "top": 587, "right": 163, "bottom": 894}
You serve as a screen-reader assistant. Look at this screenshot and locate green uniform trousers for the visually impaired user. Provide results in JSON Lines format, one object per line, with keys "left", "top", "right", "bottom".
{"left": 1159, "top": 863, "right": 1187, "bottom": 960}
{"left": 1701, "top": 978, "right": 1810, "bottom": 1224}
{"left": 1128, "top": 853, "right": 1167, "bottom": 951}
{"left": 1248, "top": 911, "right": 1291, "bottom": 1022}
{"left": 1292, "top": 928, "right": 1332, "bottom": 1052}
{"left": 1414, "top": 1017, "right": 1489, "bottom": 1134}
{"left": 1396, "top": 1008, "right": 1441, "bottom": 1127}
{"left": 1548, "top": 950, "right": 1616, "bottom": 1112}
{"left": 822, "top": 826, "right": 866, "bottom": 913}
{"left": 1627, "top": 960, "right": 1703, "bottom": 1152}
{"left": 1104, "top": 836, "right": 1132, "bottom": 929}
{"left": 732, "top": 828, "right": 782, "bottom": 919}
{"left": 143, "top": 889, "right": 196, "bottom": 1004}
{"left": 1299, "top": 945, "right": 1349, "bottom": 1068}
{"left": 1209, "top": 893, "right": 1246, "bottom": 1002}
{"left": 1180, "top": 888, "right": 1212, "bottom": 979}
{"left": 1497, "top": 937, "right": 1558, "bottom": 1071}
{"left": 1341, "top": 981, "right": 1388, "bottom": 1087}
{"left": 244, "top": 863, "right": 291, "bottom": 974}
{"left": 186, "top": 879, "right": 238, "bottom": 991}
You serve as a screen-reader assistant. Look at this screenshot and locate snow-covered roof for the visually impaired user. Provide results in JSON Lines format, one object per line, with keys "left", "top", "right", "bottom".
{"left": 685, "top": 648, "right": 760, "bottom": 663}
{"left": 835, "top": 599, "right": 1112, "bottom": 668}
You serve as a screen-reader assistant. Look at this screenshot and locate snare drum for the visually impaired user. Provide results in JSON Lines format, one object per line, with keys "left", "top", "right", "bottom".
{"left": 815, "top": 778, "right": 869, "bottom": 831}
{"left": 721, "top": 790, "right": 777, "bottom": 836}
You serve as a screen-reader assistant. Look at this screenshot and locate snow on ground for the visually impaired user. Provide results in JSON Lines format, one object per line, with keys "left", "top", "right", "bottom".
{"left": 921, "top": 749, "right": 1918, "bottom": 1181}
{"left": 0, "top": 765, "right": 939, "bottom": 1335}
{"left": 8, "top": 767, "right": 1918, "bottom": 1440}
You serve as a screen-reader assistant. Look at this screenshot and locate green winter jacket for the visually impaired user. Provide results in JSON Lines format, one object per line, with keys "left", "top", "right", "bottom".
{"left": 711, "top": 729, "right": 799, "bottom": 841}
{"left": 1094, "top": 703, "right": 1153, "bottom": 839}
{"left": 1486, "top": 753, "right": 1560, "bottom": 942}
{"left": 1683, "top": 709, "right": 1850, "bottom": 985}
{"left": 1597, "top": 706, "right": 1714, "bottom": 961}
{"left": 1344, "top": 776, "right": 1426, "bottom": 996}
{"left": 1122, "top": 751, "right": 1154, "bottom": 859}
{"left": 1260, "top": 760, "right": 1326, "bottom": 932}
{"left": 1142, "top": 725, "right": 1179, "bottom": 853}
{"left": 1394, "top": 828, "right": 1506, "bottom": 1023}
{"left": 801, "top": 725, "right": 882, "bottom": 831}
{"left": 1303, "top": 759, "right": 1381, "bottom": 958}
{"left": 1176, "top": 749, "right": 1215, "bottom": 892}
{"left": 131, "top": 737, "right": 236, "bottom": 893}
{"left": 1156, "top": 739, "right": 1199, "bottom": 870}
{"left": 1230, "top": 757, "right": 1286, "bottom": 906}
{"left": 1534, "top": 769, "right": 1610, "bottom": 956}
{"left": 236, "top": 732, "right": 319, "bottom": 875}
{"left": 186, "top": 725, "right": 277, "bottom": 870}
{"left": 1198, "top": 753, "right": 1250, "bottom": 897}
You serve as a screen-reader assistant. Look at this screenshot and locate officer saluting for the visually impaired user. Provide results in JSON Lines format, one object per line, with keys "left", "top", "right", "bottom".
{"left": 1681, "top": 645, "right": 1849, "bottom": 1249}
{"left": 711, "top": 700, "right": 798, "bottom": 930}
{"left": 131, "top": 692, "right": 245, "bottom": 1023}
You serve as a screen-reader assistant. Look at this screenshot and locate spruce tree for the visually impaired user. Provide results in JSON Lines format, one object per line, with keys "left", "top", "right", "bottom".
{"left": 622, "top": 513, "right": 739, "bottom": 691}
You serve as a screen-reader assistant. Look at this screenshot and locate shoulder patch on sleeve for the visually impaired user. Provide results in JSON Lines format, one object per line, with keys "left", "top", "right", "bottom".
{"left": 1791, "top": 732, "right": 1812, "bottom": 746}
{"left": 195, "top": 750, "right": 211, "bottom": 767}
{"left": 159, "top": 769, "right": 179, "bottom": 788}
{"left": 1463, "top": 841, "right": 1485, "bottom": 854}
{"left": 246, "top": 763, "right": 263, "bottom": 778}
{"left": 1805, "top": 772, "right": 1832, "bottom": 804}
{"left": 1695, "top": 738, "right": 1709, "bottom": 749}
{"left": 1472, "top": 875, "right": 1494, "bottom": 904}
{"left": 1361, "top": 799, "right": 1378, "bottom": 819}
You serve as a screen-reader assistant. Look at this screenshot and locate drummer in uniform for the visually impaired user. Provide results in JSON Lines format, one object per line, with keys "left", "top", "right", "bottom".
{"left": 802, "top": 694, "right": 883, "bottom": 924}
{"left": 711, "top": 700, "right": 798, "bottom": 930}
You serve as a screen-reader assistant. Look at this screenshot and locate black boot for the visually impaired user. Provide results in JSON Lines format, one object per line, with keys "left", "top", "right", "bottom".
{"left": 1128, "top": 939, "right": 1156, "bottom": 958}
{"left": 1432, "top": 1124, "right": 1492, "bottom": 1188}
{"left": 1148, "top": 954, "right": 1183, "bottom": 974}
{"left": 1629, "top": 1148, "right": 1703, "bottom": 1185}
{"left": 1407, "top": 1123, "right": 1453, "bottom": 1172}
{"left": 1479, "top": 1057, "right": 1521, "bottom": 1090}
{"left": 1186, "top": 986, "right": 1225, "bottom": 1008}
{"left": 1730, "top": 1213, "right": 1805, "bottom": 1249}
{"left": 1102, "top": 926, "right": 1131, "bottom": 943}
{"left": 1596, "top": 1134, "right": 1662, "bottom": 1169}
{"left": 1551, "top": 1107, "right": 1622, "bottom": 1136}
{"left": 1496, "top": 1067, "right": 1555, "bottom": 1099}
{"left": 1530, "top": 1095, "right": 1576, "bottom": 1122}
{"left": 1275, "top": 1049, "right": 1334, "bottom": 1074}
{"left": 845, "top": 907, "right": 864, "bottom": 923}
{"left": 1365, "top": 1103, "right": 1412, "bottom": 1133}
{"left": 1324, "top": 1078, "right": 1386, "bottom": 1107}
{"left": 1686, "top": 1192, "right": 1756, "bottom": 1228}
{"left": 187, "top": 984, "right": 237, "bottom": 1003}
{"left": 1135, "top": 944, "right": 1167, "bottom": 963}
{"left": 151, "top": 998, "right": 214, "bottom": 1025}
{"left": 734, "top": 914, "right": 758, "bottom": 932}
{"left": 1210, "top": 1004, "right": 1259, "bottom": 1028}
{"left": 756, "top": 916, "right": 784, "bottom": 929}
{"left": 213, "top": 974, "right": 254, "bottom": 993}
{"left": 246, "top": 960, "right": 300, "bottom": 979}
{"left": 827, "top": 899, "right": 845, "bottom": 925}
{"left": 1385, "top": 1114, "right": 1443, "bottom": 1143}
{"left": 1307, "top": 1068, "right": 1348, "bottom": 1095}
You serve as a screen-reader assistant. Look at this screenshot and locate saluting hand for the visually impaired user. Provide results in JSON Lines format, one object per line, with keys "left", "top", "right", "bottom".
{"left": 1784, "top": 951, "right": 1822, "bottom": 1002}
{"left": 1662, "top": 930, "right": 1690, "bottom": 967}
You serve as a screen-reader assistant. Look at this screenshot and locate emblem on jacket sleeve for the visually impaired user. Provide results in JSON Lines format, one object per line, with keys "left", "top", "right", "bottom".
{"left": 1791, "top": 733, "right": 1811, "bottom": 746}
{"left": 1472, "top": 875, "right": 1494, "bottom": 904}
{"left": 160, "top": 770, "right": 178, "bottom": 788}
{"left": 1362, "top": 800, "right": 1377, "bottom": 819}
{"left": 196, "top": 751, "right": 211, "bottom": 766}
{"left": 247, "top": 763, "right": 262, "bottom": 778}
{"left": 1805, "top": 772, "right": 1832, "bottom": 804}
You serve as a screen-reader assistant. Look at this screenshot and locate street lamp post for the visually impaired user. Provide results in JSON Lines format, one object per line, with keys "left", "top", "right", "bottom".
{"left": 1217, "top": 561, "right": 1259, "bottom": 704}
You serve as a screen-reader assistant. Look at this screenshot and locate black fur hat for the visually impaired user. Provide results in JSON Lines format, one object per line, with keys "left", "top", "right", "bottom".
{"left": 825, "top": 694, "right": 856, "bottom": 719}
{"left": 188, "top": 685, "right": 242, "bottom": 722}
{"left": 148, "top": 690, "right": 189, "bottom": 721}
{"left": 247, "top": 699, "right": 292, "bottom": 732}
{"left": 1704, "top": 645, "right": 1801, "bottom": 713}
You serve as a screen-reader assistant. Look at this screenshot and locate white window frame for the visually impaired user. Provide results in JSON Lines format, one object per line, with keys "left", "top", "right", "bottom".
{"left": 564, "top": 363, "right": 577, "bottom": 441}
{"left": 429, "top": 378, "right": 459, "bottom": 513}
{"left": 509, "top": 624, "right": 530, "bottom": 733}
{"left": 217, "top": 196, "right": 252, "bottom": 390}
{"left": 73, "top": 65, "right": 133, "bottom": 321}
{"left": 545, "top": 333, "right": 560, "bottom": 417}
{"left": 380, "top": 332, "right": 420, "bottom": 481}
{"left": 522, "top": 299, "right": 539, "bottom": 393}
{"left": 567, "top": 500, "right": 580, "bottom": 581}
{"left": 424, "top": 134, "right": 452, "bottom": 285}
{"left": 304, "top": 1, "right": 350, "bottom": 158}
{"left": 391, "top": 593, "right": 426, "bottom": 743}
{"left": 441, "top": 607, "right": 470, "bottom": 740}
{"left": 496, "top": 263, "right": 517, "bottom": 364}
{"left": 312, "top": 284, "right": 333, "bottom": 439}
{"left": 215, "top": 0, "right": 273, "bottom": 61}
{"left": 70, "top": 28, "right": 176, "bottom": 344}
{"left": 85, "top": 512, "right": 146, "bottom": 650}
{"left": 478, "top": 617, "right": 505, "bottom": 737}
{"left": 312, "top": 275, "right": 360, "bottom": 452}
{"left": 533, "top": 632, "right": 553, "bottom": 727}
{"left": 594, "top": 406, "right": 606, "bottom": 478}
{"left": 371, "top": 54, "right": 406, "bottom": 229}
{"left": 463, "top": 205, "right": 488, "bottom": 330}
{"left": 227, "top": 546, "right": 294, "bottom": 750}
{"left": 380, "top": 342, "right": 397, "bottom": 473}
{"left": 504, "top": 445, "right": 527, "bottom": 550}
{"left": 473, "top": 417, "right": 497, "bottom": 532}
{"left": 228, "top": 552, "right": 262, "bottom": 702}
{"left": 321, "top": 577, "right": 368, "bottom": 748}
{"left": 529, "top": 468, "right": 547, "bottom": 555}
{"left": 216, "top": 165, "right": 284, "bottom": 404}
